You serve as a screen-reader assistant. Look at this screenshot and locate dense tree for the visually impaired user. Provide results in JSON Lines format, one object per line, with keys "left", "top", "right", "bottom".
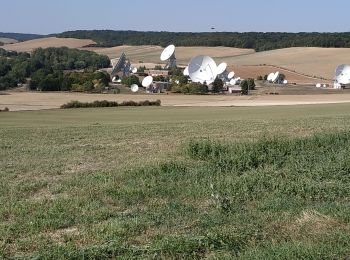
{"left": 0, "top": 47, "right": 110, "bottom": 90}
{"left": 121, "top": 75, "right": 140, "bottom": 87}
{"left": 212, "top": 78, "right": 224, "bottom": 93}
{"left": 240, "top": 80, "right": 249, "bottom": 95}
{"left": 240, "top": 78, "right": 255, "bottom": 95}
{"left": 58, "top": 30, "right": 350, "bottom": 52}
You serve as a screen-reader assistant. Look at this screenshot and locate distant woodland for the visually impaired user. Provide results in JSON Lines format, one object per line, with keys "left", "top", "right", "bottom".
{"left": 58, "top": 30, "right": 350, "bottom": 51}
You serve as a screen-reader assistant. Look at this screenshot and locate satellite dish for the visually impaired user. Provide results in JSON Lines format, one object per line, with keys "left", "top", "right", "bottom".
{"left": 183, "top": 66, "right": 189, "bottom": 76}
{"left": 323, "top": 84, "right": 327, "bottom": 88}
{"left": 267, "top": 73, "right": 275, "bottom": 81}
{"left": 188, "top": 55, "right": 217, "bottom": 85}
{"left": 283, "top": 80, "right": 288, "bottom": 84}
{"left": 111, "top": 53, "right": 126, "bottom": 77}
{"left": 132, "top": 67, "right": 138, "bottom": 74}
{"left": 229, "top": 79, "right": 237, "bottom": 85}
{"left": 272, "top": 71, "right": 280, "bottom": 83}
{"left": 335, "top": 64, "right": 350, "bottom": 85}
{"left": 142, "top": 76, "right": 153, "bottom": 88}
{"left": 216, "top": 62, "right": 230, "bottom": 82}
{"left": 216, "top": 62, "right": 227, "bottom": 75}
{"left": 130, "top": 84, "right": 139, "bottom": 93}
{"left": 112, "top": 76, "right": 117, "bottom": 82}
{"left": 228, "top": 71, "right": 235, "bottom": 79}
{"left": 316, "top": 83, "right": 321, "bottom": 88}
{"left": 161, "top": 44, "right": 176, "bottom": 69}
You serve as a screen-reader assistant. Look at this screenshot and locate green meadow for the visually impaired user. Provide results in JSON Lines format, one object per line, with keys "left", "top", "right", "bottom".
{"left": 1, "top": 104, "right": 350, "bottom": 258}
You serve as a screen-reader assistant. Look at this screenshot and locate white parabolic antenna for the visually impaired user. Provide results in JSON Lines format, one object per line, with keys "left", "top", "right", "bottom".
{"left": 272, "top": 71, "right": 280, "bottom": 82}
{"left": 142, "top": 76, "right": 153, "bottom": 88}
{"left": 335, "top": 64, "right": 350, "bottom": 84}
{"left": 161, "top": 44, "right": 175, "bottom": 61}
{"left": 228, "top": 71, "right": 235, "bottom": 79}
{"left": 216, "top": 62, "right": 227, "bottom": 75}
{"left": 316, "top": 83, "right": 321, "bottom": 88}
{"left": 132, "top": 67, "right": 138, "bottom": 73}
{"left": 161, "top": 44, "right": 176, "bottom": 69}
{"left": 230, "top": 79, "right": 237, "bottom": 85}
{"left": 267, "top": 73, "right": 275, "bottom": 81}
{"left": 183, "top": 66, "right": 189, "bottom": 76}
{"left": 188, "top": 55, "right": 217, "bottom": 84}
{"left": 130, "top": 84, "right": 139, "bottom": 93}
{"left": 283, "top": 80, "right": 288, "bottom": 84}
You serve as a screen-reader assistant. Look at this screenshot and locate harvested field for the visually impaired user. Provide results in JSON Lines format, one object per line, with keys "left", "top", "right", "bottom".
{"left": 2, "top": 92, "right": 350, "bottom": 111}
{"left": 225, "top": 47, "right": 350, "bottom": 80}
{"left": 92, "top": 45, "right": 255, "bottom": 64}
{"left": 2, "top": 37, "right": 96, "bottom": 52}
{"left": 0, "top": 37, "right": 18, "bottom": 44}
{"left": 231, "top": 65, "right": 326, "bottom": 84}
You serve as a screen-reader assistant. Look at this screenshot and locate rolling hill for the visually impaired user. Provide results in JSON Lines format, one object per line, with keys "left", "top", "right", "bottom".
{"left": 2, "top": 37, "right": 96, "bottom": 52}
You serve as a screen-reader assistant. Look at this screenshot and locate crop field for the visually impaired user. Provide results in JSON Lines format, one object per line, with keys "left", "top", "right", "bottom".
{"left": 91, "top": 45, "right": 255, "bottom": 65}
{"left": 2, "top": 37, "right": 95, "bottom": 53}
{"left": 225, "top": 47, "right": 350, "bottom": 80}
{"left": 1, "top": 104, "right": 350, "bottom": 258}
{"left": 3, "top": 92, "right": 350, "bottom": 111}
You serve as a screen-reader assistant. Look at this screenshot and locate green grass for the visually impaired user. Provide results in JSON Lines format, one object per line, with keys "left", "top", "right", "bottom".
{"left": 1, "top": 104, "right": 350, "bottom": 258}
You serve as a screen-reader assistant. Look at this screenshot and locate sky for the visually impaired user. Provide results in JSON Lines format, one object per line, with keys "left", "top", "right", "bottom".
{"left": 1, "top": 0, "right": 350, "bottom": 34}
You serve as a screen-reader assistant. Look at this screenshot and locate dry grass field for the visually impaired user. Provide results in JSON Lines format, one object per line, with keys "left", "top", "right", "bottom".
{"left": 2, "top": 92, "right": 350, "bottom": 111}
{"left": 91, "top": 45, "right": 255, "bottom": 65}
{"left": 2, "top": 37, "right": 95, "bottom": 52}
{"left": 229, "top": 65, "right": 323, "bottom": 84}
{"left": 0, "top": 37, "right": 18, "bottom": 44}
{"left": 224, "top": 47, "right": 350, "bottom": 80}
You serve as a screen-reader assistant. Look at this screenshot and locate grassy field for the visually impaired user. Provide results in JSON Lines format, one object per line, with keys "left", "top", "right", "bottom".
{"left": 1, "top": 104, "right": 350, "bottom": 258}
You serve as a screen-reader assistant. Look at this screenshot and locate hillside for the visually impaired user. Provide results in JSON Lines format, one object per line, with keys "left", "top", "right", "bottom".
{"left": 0, "top": 32, "right": 44, "bottom": 42}
{"left": 224, "top": 47, "right": 350, "bottom": 80}
{"left": 2, "top": 37, "right": 96, "bottom": 52}
{"left": 92, "top": 45, "right": 254, "bottom": 64}
{"left": 0, "top": 37, "right": 18, "bottom": 44}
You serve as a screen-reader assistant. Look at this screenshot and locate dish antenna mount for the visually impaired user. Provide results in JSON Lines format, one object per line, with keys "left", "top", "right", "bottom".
{"left": 161, "top": 44, "right": 177, "bottom": 69}
{"left": 111, "top": 52, "right": 132, "bottom": 77}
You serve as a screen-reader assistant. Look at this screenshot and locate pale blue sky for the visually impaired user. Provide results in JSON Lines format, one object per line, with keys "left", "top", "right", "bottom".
{"left": 1, "top": 0, "right": 350, "bottom": 34}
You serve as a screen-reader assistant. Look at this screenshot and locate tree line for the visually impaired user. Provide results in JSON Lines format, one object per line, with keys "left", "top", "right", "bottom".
{"left": 57, "top": 30, "right": 350, "bottom": 51}
{"left": 0, "top": 47, "right": 110, "bottom": 91}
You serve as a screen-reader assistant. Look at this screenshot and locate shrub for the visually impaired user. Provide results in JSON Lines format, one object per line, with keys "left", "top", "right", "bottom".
{"left": 121, "top": 75, "right": 140, "bottom": 87}
{"left": 0, "top": 107, "right": 9, "bottom": 112}
{"left": 60, "top": 99, "right": 161, "bottom": 109}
